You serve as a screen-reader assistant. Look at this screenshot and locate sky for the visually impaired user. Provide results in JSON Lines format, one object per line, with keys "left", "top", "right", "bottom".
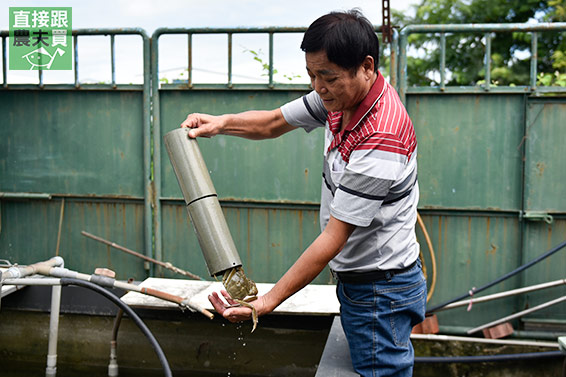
{"left": 1, "top": 0, "right": 418, "bottom": 84}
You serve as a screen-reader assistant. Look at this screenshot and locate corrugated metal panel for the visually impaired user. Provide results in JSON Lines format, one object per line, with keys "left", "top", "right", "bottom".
{"left": 417, "top": 213, "right": 522, "bottom": 326}
{"left": 0, "top": 89, "right": 148, "bottom": 280}
{"left": 520, "top": 98, "right": 566, "bottom": 322}
{"left": 160, "top": 202, "right": 329, "bottom": 284}
{"left": 407, "top": 94, "right": 524, "bottom": 210}
{"left": 522, "top": 219, "right": 566, "bottom": 321}
{"left": 0, "top": 91, "right": 144, "bottom": 197}
{"left": 159, "top": 90, "right": 323, "bottom": 204}
{"left": 0, "top": 199, "right": 147, "bottom": 280}
{"left": 524, "top": 99, "right": 566, "bottom": 212}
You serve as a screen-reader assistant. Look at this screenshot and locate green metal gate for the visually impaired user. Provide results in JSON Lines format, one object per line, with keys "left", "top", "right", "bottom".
{"left": 1, "top": 22, "right": 565, "bottom": 331}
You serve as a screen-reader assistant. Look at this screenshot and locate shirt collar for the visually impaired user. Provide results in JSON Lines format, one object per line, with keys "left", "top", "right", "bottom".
{"left": 343, "top": 71, "right": 385, "bottom": 132}
{"left": 327, "top": 71, "right": 386, "bottom": 136}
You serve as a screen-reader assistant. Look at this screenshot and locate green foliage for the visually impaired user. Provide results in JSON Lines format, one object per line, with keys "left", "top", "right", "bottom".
{"left": 243, "top": 48, "right": 302, "bottom": 82}
{"left": 538, "top": 70, "right": 566, "bottom": 86}
{"left": 393, "top": 0, "right": 566, "bottom": 87}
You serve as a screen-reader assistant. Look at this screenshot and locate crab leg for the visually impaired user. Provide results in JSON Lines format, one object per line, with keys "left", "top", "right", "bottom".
{"left": 235, "top": 299, "right": 258, "bottom": 333}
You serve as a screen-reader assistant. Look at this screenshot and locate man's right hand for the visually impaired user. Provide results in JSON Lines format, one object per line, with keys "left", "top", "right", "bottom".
{"left": 180, "top": 113, "right": 226, "bottom": 138}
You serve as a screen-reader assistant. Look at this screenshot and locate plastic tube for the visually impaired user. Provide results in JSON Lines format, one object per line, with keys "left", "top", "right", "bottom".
{"left": 427, "top": 239, "right": 566, "bottom": 313}
{"left": 108, "top": 309, "right": 123, "bottom": 377}
{"left": 0, "top": 256, "right": 64, "bottom": 281}
{"left": 468, "top": 295, "right": 566, "bottom": 335}
{"left": 164, "top": 128, "right": 242, "bottom": 277}
{"left": 48, "top": 265, "right": 213, "bottom": 319}
{"left": 438, "top": 279, "right": 566, "bottom": 311}
{"left": 45, "top": 285, "right": 62, "bottom": 377}
{"left": 411, "top": 333, "right": 558, "bottom": 348}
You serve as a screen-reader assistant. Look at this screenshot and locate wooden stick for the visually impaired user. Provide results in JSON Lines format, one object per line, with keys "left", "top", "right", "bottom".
{"left": 81, "top": 231, "right": 203, "bottom": 280}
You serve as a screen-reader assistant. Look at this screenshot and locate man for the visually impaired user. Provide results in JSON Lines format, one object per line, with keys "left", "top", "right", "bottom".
{"left": 181, "top": 10, "right": 426, "bottom": 377}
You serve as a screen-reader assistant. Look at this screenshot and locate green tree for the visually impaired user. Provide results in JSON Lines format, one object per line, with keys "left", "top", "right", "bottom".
{"left": 393, "top": 0, "right": 566, "bottom": 87}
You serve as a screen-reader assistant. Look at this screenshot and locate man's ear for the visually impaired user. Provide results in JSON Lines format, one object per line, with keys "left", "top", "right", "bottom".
{"left": 362, "top": 55, "right": 375, "bottom": 78}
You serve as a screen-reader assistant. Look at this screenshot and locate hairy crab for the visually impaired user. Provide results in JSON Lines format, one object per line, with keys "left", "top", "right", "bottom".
{"left": 222, "top": 266, "right": 259, "bottom": 332}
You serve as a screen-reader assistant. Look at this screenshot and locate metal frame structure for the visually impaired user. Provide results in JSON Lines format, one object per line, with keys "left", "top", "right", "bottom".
{"left": 398, "top": 22, "right": 566, "bottom": 103}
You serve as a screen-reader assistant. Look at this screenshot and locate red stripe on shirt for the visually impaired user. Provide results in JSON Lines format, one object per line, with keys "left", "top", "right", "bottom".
{"left": 326, "top": 74, "right": 416, "bottom": 163}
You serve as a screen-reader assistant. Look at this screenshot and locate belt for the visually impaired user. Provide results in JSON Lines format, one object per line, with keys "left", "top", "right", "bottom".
{"left": 334, "top": 260, "right": 418, "bottom": 284}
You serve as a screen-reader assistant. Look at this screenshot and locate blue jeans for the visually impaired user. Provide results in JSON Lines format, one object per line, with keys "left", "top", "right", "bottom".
{"left": 336, "top": 260, "right": 427, "bottom": 377}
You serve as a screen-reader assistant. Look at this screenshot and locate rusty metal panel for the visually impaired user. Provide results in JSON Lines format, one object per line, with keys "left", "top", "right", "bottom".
{"left": 521, "top": 219, "right": 566, "bottom": 323}
{"left": 407, "top": 94, "right": 524, "bottom": 211}
{"left": 417, "top": 213, "right": 522, "bottom": 327}
{"left": 160, "top": 202, "right": 329, "bottom": 284}
{"left": 520, "top": 98, "right": 566, "bottom": 323}
{"left": 0, "top": 199, "right": 147, "bottom": 280}
{"left": 524, "top": 98, "right": 566, "bottom": 213}
{"left": 0, "top": 91, "right": 144, "bottom": 197}
{"left": 159, "top": 90, "right": 323, "bottom": 204}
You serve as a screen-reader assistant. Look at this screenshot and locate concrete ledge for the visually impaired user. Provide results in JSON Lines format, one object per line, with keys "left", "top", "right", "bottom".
{"left": 121, "top": 277, "right": 340, "bottom": 315}
{"left": 315, "top": 316, "right": 358, "bottom": 377}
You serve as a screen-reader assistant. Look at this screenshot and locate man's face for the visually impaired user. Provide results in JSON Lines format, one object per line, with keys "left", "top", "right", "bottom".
{"left": 305, "top": 50, "right": 374, "bottom": 115}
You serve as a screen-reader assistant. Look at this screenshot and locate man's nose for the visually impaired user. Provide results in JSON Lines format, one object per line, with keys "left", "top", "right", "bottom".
{"left": 312, "top": 79, "right": 327, "bottom": 94}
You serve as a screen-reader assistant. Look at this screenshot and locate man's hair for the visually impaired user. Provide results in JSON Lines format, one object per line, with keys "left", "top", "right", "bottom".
{"left": 301, "top": 9, "right": 380, "bottom": 73}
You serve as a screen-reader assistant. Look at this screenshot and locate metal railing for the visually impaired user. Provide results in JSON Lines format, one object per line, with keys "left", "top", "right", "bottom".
{"left": 398, "top": 22, "right": 566, "bottom": 103}
{"left": 152, "top": 26, "right": 397, "bottom": 91}
{"left": 1, "top": 28, "right": 149, "bottom": 90}
{"left": 153, "top": 27, "right": 308, "bottom": 91}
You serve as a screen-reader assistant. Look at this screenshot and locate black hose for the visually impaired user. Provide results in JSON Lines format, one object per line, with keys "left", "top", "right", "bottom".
{"left": 427, "top": 239, "right": 566, "bottom": 313}
{"left": 415, "top": 350, "right": 564, "bottom": 363}
{"left": 59, "top": 278, "right": 172, "bottom": 377}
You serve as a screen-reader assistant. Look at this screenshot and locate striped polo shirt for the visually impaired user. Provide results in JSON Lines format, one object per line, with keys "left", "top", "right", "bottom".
{"left": 281, "top": 72, "right": 420, "bottom": 272}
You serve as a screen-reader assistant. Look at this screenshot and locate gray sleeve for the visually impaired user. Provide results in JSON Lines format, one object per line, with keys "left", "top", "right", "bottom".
{"left": 280, "top": 90, "right": 327, "bottom": 132}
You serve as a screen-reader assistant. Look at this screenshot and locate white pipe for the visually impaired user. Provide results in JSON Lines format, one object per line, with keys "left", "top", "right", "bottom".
{"left": 48, "top": 267, "right": 91, "bottom": 281}
{"left": 440, "top": 279, "right": 566, "bottom": 311}
{"left": 46, "top": 285, "right": 62, "bottom": 377}
{"left": 108, "top": 341, "right": 119, "bottom": 377}
{"left": 5, "top": 268, "right": 213, "bottom": 319}
{"left": 1, "top": 257, "right": 64, "bottom": 280}
{"left": 2, "top": 278, "right": 62, "bottom": 286}
{"left": 411, "top": 333, "right": 559, "bottom": 348}
{"left": 468, "top": 295, "right": 566, "bottom": 334}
